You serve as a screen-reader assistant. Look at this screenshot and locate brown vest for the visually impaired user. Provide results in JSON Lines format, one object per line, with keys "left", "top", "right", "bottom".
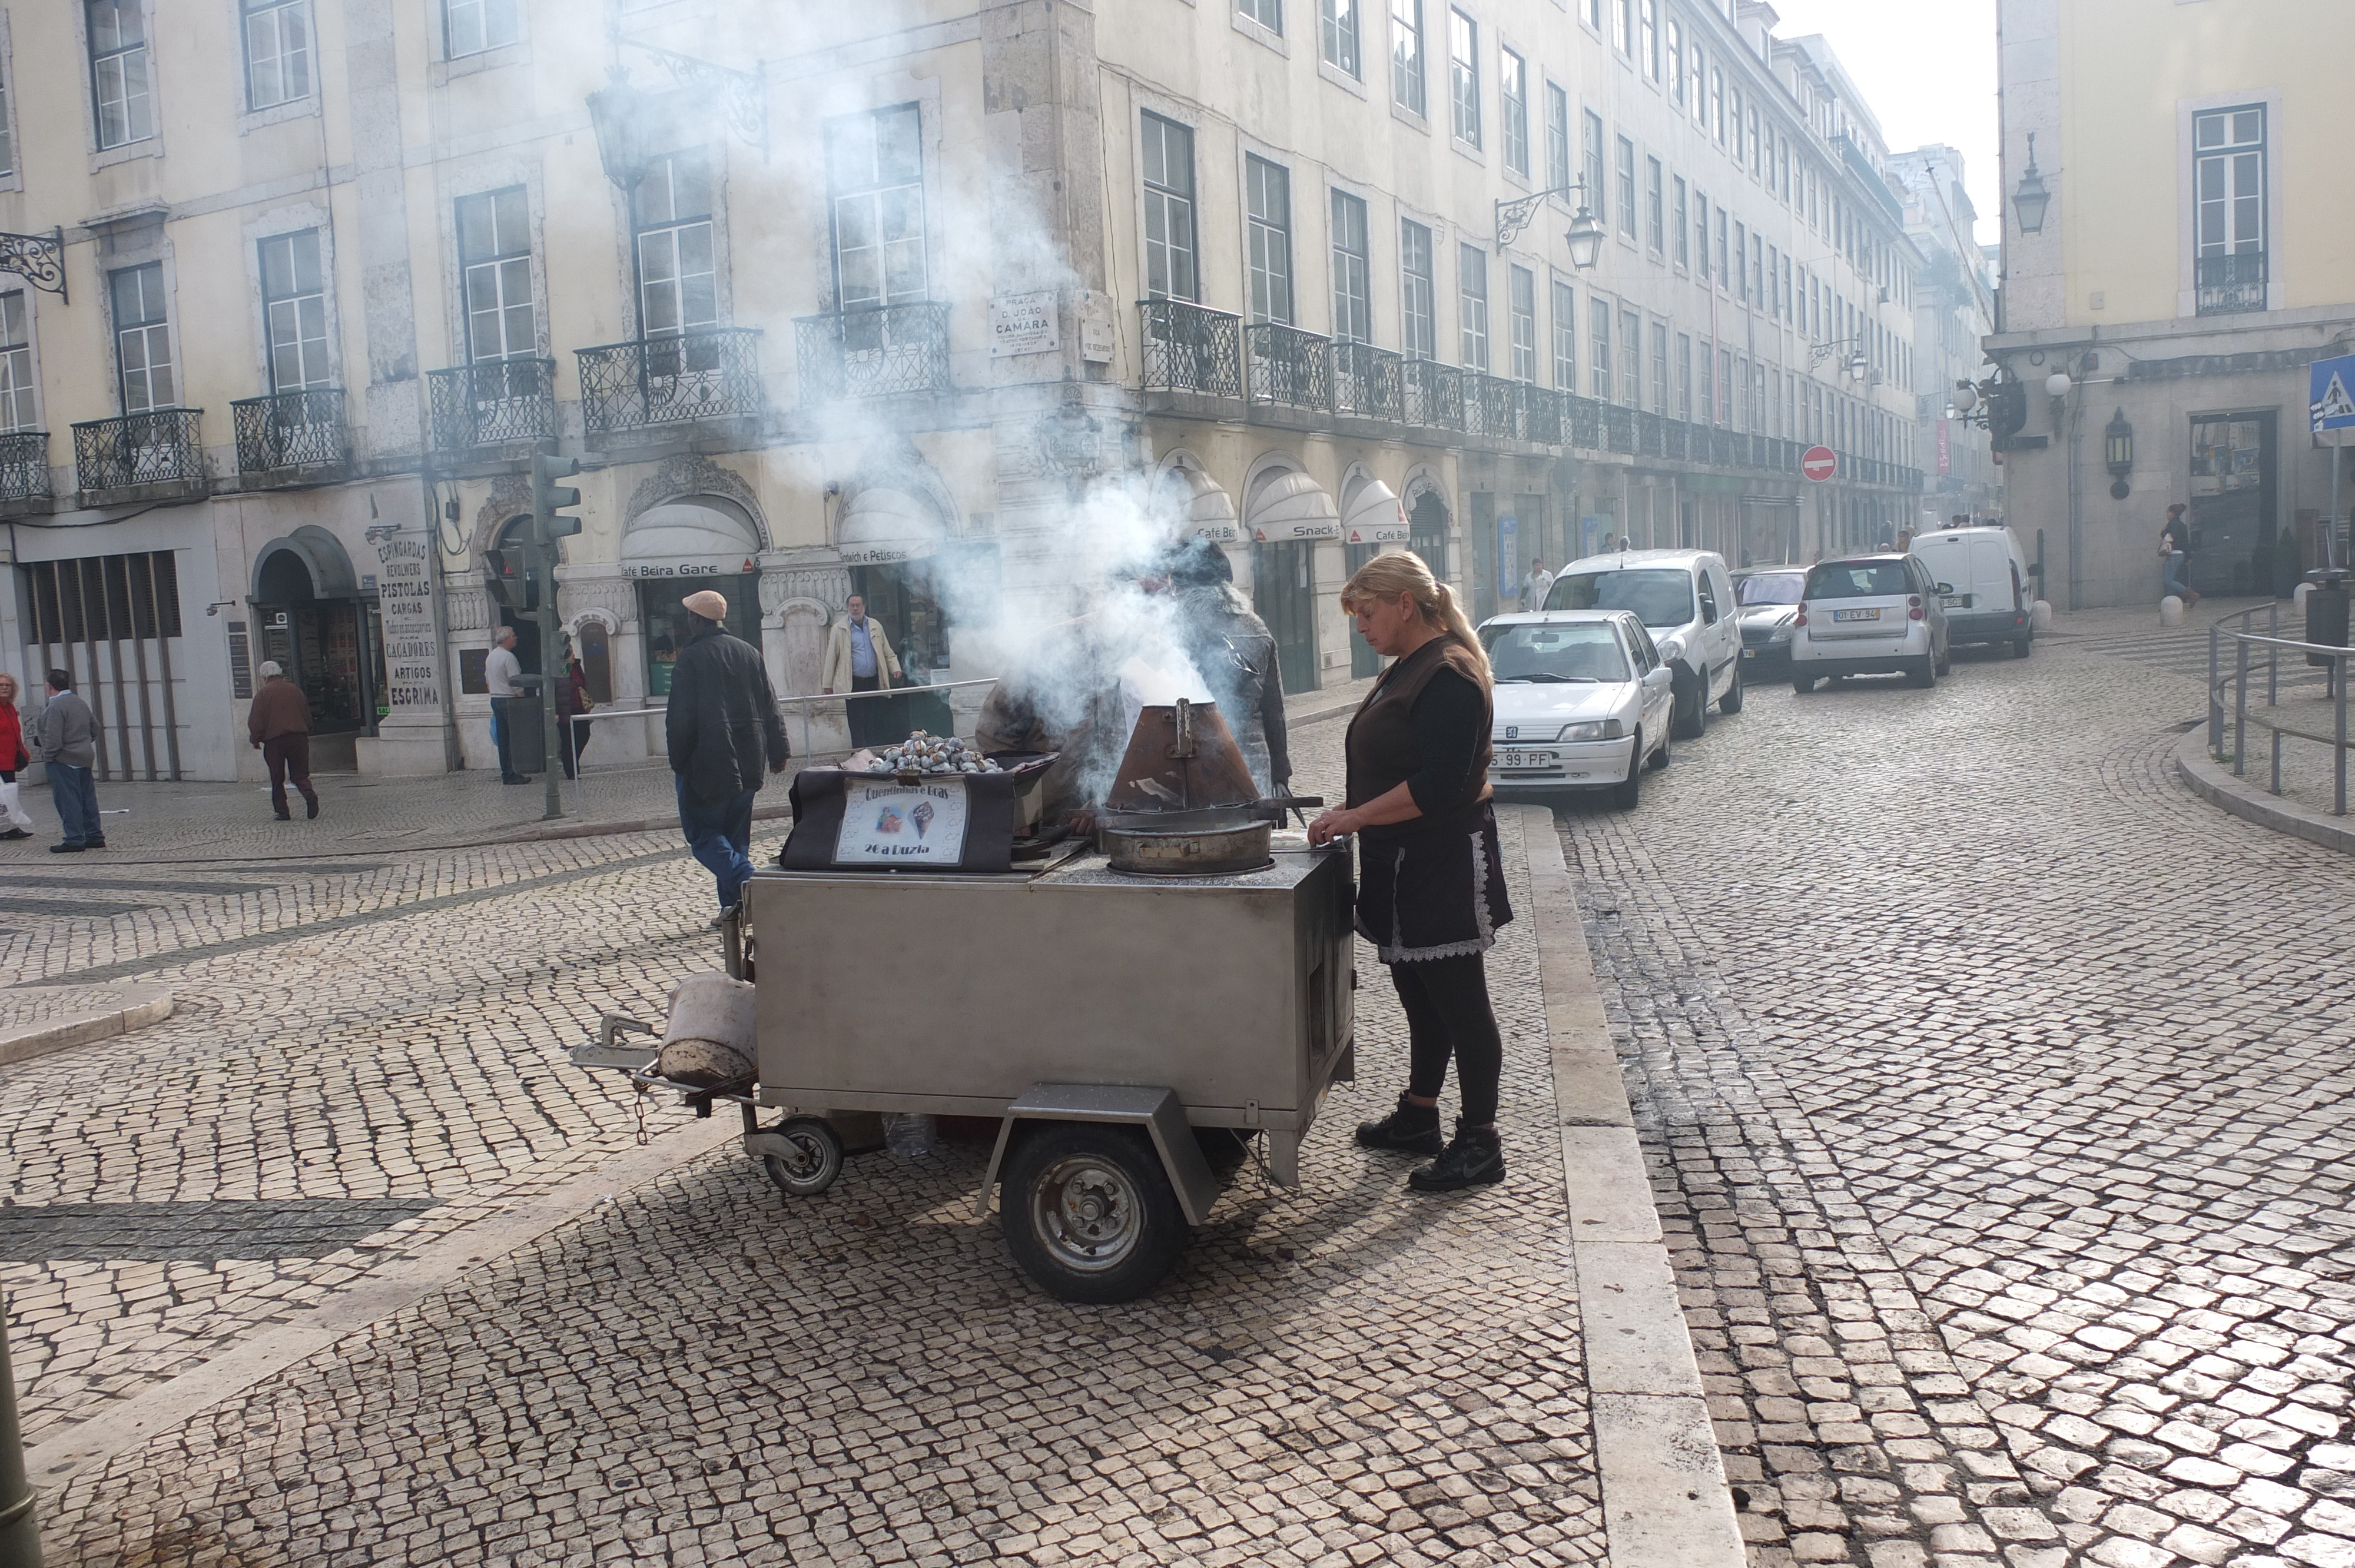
{"left": 1344, "top": 635, "right": 1492, "bottom": 837}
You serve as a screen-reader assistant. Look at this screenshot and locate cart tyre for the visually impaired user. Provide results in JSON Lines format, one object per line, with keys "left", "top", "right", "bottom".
{"left": 1002, "top": 1122, "right": 1188, "bottom": 1304}
{"left": 762, "top": 1116, "right": 844, "bottom": 1198}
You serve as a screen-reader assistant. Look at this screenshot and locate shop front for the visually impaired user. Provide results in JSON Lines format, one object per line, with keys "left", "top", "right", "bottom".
{"left": 1245, "top": 470, "right": 1339, "bottom": 695}
{"left": 837, "top": 485, "right": 960, "bottom": 738}
{"left": 252, "top": 527, "right": 386, "bottom": 770}
{"left": 622, "top": 502, "right": 765, "bottom": 700}
{"left": 1341, "top": 474, "right": 1407, "bottom": 678}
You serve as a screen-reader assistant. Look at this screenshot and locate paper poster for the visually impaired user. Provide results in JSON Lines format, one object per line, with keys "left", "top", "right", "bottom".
{"left": 835, "top": 780, "right": 971, "bottom": 864}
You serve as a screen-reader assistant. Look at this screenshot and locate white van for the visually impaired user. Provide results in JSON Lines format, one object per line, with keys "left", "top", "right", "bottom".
{"left": 1908, "top": 526, "right": 2034, "bottom": 657}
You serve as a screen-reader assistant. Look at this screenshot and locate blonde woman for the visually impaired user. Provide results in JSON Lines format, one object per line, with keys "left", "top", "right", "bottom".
{"left": 0, "top": 670, "right": 29, "bottom": 839}
{"left": 1308, "top": 551, "right": 1511, "bottom": 1192}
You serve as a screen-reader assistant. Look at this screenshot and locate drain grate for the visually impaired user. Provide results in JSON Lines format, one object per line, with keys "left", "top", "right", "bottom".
{"left": 0, "top": 1198, "right": 439, "bottom": 1263}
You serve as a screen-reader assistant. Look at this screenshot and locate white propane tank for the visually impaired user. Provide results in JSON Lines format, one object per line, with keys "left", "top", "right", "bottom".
{"left": 2160, "top": 594, "right": 2185, "bottom": 627}
{"left": 656, "top": 972, "right": 759, "bottom": 1087}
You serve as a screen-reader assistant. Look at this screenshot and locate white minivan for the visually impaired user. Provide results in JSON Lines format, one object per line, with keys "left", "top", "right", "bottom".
{"left": 1543, "top": 549, "right": 1744, "bottom": 738}
{"left": 1909, "top": 525, "right": 2034, "bottom": 657}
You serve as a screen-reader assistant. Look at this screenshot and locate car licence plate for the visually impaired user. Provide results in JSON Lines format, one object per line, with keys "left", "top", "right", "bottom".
{"left": 1941, "top": 594, "right": 1966, "bottom": 609}
{"left": 1498, "top": 750, "right": 1556, "bottom": 770}
{"left": 1832, "top": 607, "right": 1880, "bottom": 622}
{"left": 1742, "top": 647, "right": 1757, "bottom": 658}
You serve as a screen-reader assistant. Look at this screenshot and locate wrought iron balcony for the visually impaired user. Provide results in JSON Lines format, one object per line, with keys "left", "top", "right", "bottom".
{"left": 427, "top": 357, "right": 558, "bottom": 454}
{"left": 1463, "top": 374, "right": 1524, "bottom": 441}
{"left": 2195, "top": 251, "right": 2266, "bottom": 317}
{"left": 1603, "top": 405, "right": 1637, "bottom": 454}
{"left": 0, "top": 428, "right": 50, "bottom": 503}
{"left": 74, "top": 408, "right": 205, "bottom": 494}
{"left": 1401, "top": 359, "right": 1464, "bottom": 431}
{"left": 1522, "top": 387, "right": 1563, "bottom": 446}
{"left": 1245, "top": 321, "right": 1331, "bottom": 410}
{"left": 794, "top": 303, "right": 950, "bottom": 401}
{"left": 232, "top": 387, "right": 348, "bottom": 477}
{"left": 1330, "top": 340, "right": 1404, "bottom": 423}
{"left": 1566, "top": 394, "right": 1604, "bottom": 449}
{"left": 1637, "top": 412, "right": 1667, "bottom": 459}
{"left": 578, "top": 327, "right": 764, "bottom": 437}
{"left": 1139, "top": 298, "right": 1243, "bottom": 398}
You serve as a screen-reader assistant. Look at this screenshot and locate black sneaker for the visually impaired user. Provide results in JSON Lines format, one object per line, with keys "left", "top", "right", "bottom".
{"left": 305, "top": 795, "right": 319, "bottom": 819}
{"left": 1408, "top": 1121, "right": 1505, "bottom": 1192}
{"left": 1356, "top": 1092, "right": 1445, "bottom": 1157}
{"left": 0, "top": 828, "right": 28, "bottom": 841}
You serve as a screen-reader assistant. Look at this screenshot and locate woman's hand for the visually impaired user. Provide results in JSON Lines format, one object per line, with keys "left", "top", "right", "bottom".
{"left": 1306, "top": 807, "right": 1357, "bottom": 846}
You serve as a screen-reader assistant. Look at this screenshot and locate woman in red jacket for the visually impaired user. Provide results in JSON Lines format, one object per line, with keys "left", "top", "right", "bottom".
{"left": 0, "top": 669, "right": 31, "bottom": 839}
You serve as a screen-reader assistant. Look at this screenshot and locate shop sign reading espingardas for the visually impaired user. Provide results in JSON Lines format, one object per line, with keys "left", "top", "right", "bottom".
{"left": 368, "top": 526, "right": 441, "bottom": 712}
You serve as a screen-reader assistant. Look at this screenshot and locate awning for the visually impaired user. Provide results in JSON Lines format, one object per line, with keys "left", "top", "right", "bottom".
{"left": 1169, "top": 465, "right": 1239, "bottom": 544}
{"left": 1341, "top": 478, "right": 1408, "bottom": 545}
{"left": 622, "top": 503, "right": 762, "bottom": 582}
{"left": 835, "top": 486, "right": 946, "bottom": 566}
{"left": 1246, "top": 471, "right": 1341, "bottom": 543}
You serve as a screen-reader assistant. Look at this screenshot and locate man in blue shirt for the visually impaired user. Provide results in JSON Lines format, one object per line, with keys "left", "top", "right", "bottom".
{"left": 822, "top": 594, "right": 902, "bottom": 748}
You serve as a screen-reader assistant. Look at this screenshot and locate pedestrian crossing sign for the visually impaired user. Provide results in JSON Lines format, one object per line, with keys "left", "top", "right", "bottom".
{"left": 2310, "top": 354, "right": 2355, "bottom": 431}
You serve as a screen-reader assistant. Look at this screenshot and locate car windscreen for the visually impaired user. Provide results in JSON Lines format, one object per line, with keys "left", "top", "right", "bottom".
{"left": 1545, "top": 569, "right": 1695, "bottom": 627}
{"left": 1805, "top": 562, "right": 1913, "bottom": 600}
{"left": 1481, "top": 622, "right": 1632, "bottom": 683}
{"left": 1736, "top": 573, "right": 1806, "bottom": 606}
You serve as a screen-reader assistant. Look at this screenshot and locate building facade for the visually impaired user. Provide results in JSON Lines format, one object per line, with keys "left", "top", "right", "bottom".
{"left": 1992, "top": 0, "right": 2355, "bottom": 610}
{"left": 1, "top": 0, "right": 1931, "bottom": 786}
{"left": 1890, "top": 145, "right": 1999, "bottom": 530}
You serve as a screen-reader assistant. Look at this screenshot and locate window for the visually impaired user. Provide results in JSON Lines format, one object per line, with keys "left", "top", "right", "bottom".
{"left": 1727, "top": 84, "right": 1742, "bottom": 158}
{"left": 442, "top": 0, "right": 516, "bottom": 59}
{"left": 1239, "top": 0, "right": 1283, "bottom": 35}
{"left": 2195, "top": 105, "right": 2266, "bottom": 312}
{"left": 1401, "top": 219, "right": 1436, "bottom": 360}
{"left": 1581, "top": 0, "right": 1600, "bottom": 28}
{"left": 88, "top": 0, "right": 154, "bottom": 150}
{"left": 111, "top": 262, "right": 173, "bottom": 411}
{"left": 1667, "top": 20, "right": 1684, "bottom": 106}
{"left": 1612, "top": 0, "right": 1630, "bottom": 54}
{"left": 1582, "top": 111, "right": 1606, "bottom": 223}
{"left": 1620, "top": 308, "right": 1640, "bottom": 406}
{"left": 1734, "top": 354, "right": 1748, "bottom": 428}
{"left": 1719, "top": 347, "right": 1732, "bottom": 423}
{"left": 1552, "top": 279, "right": 1576, "bottom": 389}
{"left": 633, "top": 152, "right": 720, "bottom": 350}
{"left": 1733, "top": 221, "right": 1747, "bottom": 302}
{"left": 1767, "top": 245, "right": 1780, "bottom": 320}
{"left": 1672, "top": 178, "right": 1689, "bottom": 268}
{"left": 1687, "top": 43, "right": 1703, "bottom": 123}
{"left": 1748, "top": 106, "right": 1762, "bottom": 175}
{"left": 1459, "top": 243, "right": 1488, "bottom": 371}
{"left": 1246, "top": 155, "right": 1294, "bottom": 324}
{"left": 1500, "top": 49, "right": 1527, "bottom": 177}
{"left": 0, "top": 295, "right": 35, "bottom": 433}
{"left": 1140, "top": 113, "right": 1198, "bottom": 301}
{"left": 1448, "top": 10, "right": 1478, "bottom": 146}
{"left": 1638, "top": 0, "right": 1657, "bottom": 81}
{"left": 1715, "top": 205, "right": 1729, "bottom": 286}
{"left": 1650, "top": 322, "right": 1668, "bottom": 414}
{"left": 1590, "top": 297, "right": 1610, "bottom": 399}
{"left": 1676, "top": 333, "right": 1691, "bottom": 420}
{"left": 1646, "top": 158, "right": 1664, "bottom": 254}
{"left": 1694, "top": 190, "right": 1708, "bottom": 280}
{"left": 243, "top": 0, "right": 310, "bottom": 111}
{"left": 1752, "top": 234, "right": 1765, "bottom": 313}
{"left": 1331, "top": 190, "right": 1372, "bottom": 343}
{"left": 1698, "top": 338, "right": 1713, "bottom": 423}
{"left": 1509, "top": 265, "right": 1536, "bottom": 382}
{"left": 1322, "top": 0, "right": 1360, "bottom": 77}
{"left": 1616, "top": 136, "right": 1636, "bottom": 237}
{"left": 1391, "top": 0, "right": 1425, "bottom": 116}
{"left": 830, "top": 109, "right": 927, "bottom": 311}
{"left": 456, "top": 186, "right": 535, "bottom": 362}
{"left": 258, "top": 230, "right": 330, "bottom": 391}
{"left": 1545, "top": 82, "right": 1570, "bottom": 193}
{"left": 1709, "top": 67, "right": 1723, "bottom": 144}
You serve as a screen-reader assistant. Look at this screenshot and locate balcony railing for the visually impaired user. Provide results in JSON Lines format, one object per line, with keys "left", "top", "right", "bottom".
{"left": 795, "top": 303, "right": 950, "bottom": 401}
{"left": 1330, "top": 340, "right": 1404, "bottom": 423}
{"left": 74, "top": 408, "right": 205, "bottom": 493}
{"left": 1139, "top": 298, "right": 1243, "bottom": 398}
{"left": 1401, "top": 359, "right": 1464, "bottom": 431}
{"left": 578, "top": 327, "right": 764, "bottom": 437}
{"left": 1245, "top": 321, "right": 1331, "bottom": 410}
{"left": 2195, "top": 251, "right": 2267, "bottom": 317}
{"left": 1604, "top": 405, "right": 1637, "bottom": 454}
{"left": 1463, "top": 374, "right": 1524, "bottom": 441}
{"left": 427, "top": 358, "right": 558, "bottom": 454}
{"left": 0, "top": 428, "right": 49, "bottom": 502}
{"left": 1523, "top": 386, "right": 1563, "bottom": 446}
{"left": 1566, "top": 395, "right": 1604, "bottom": 449}
{"left": 232, "top": 387, "right": 348, "bottom": 476}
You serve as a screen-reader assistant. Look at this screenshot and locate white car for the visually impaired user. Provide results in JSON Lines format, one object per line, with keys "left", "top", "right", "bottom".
{"left": 1543, "top": 548, "right": 1744, "bottom": 739}
{"left": 1480, "top": 610, "right": 1675, "bottom": 809}
{"left": 1790, "top": 554, "right": 1952, "bottom": 690}
{"left": 1909, "top": 524, "right": 2035, "bottom": 656}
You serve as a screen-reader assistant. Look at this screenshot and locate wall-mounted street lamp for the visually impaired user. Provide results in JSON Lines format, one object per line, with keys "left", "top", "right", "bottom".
{"left": 2012, "top": 133, "right": 2052, "bottom": 236}
{"left": 586, "top": 27, "right": 767, "bottom": 191}
{"left": 2105, "top": 407, "right": 2135, "bottom": 500}
{"left": 0, "top": 228, "right": 66, "bottom": 301}
{"left": 1808, "top": 337, "right": 1870, "bottom": 383}
{"left": 1495, "top": 180, "right": 1606, "bottom": 269}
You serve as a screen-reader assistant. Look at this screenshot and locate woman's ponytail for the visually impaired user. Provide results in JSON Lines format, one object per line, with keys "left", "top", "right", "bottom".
{"left": 1429, "top": 582, "right": 1491, "bottom": 686}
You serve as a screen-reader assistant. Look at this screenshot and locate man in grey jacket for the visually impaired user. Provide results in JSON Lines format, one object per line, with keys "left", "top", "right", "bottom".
{"left": 37, "top": 667, "right": 104, "bottom": 852}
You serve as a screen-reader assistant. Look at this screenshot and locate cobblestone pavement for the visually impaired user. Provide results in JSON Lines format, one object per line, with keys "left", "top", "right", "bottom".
{"left": 1551, "top": 612, "right": 2355, "bottom": 1568}
{"left": 9, "top": 706, "right": 1616, "bottom": 1567}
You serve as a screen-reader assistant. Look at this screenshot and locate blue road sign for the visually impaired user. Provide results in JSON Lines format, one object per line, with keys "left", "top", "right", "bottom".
{"left": 2310, "top": 354, "right": 2355, "bottom": 433}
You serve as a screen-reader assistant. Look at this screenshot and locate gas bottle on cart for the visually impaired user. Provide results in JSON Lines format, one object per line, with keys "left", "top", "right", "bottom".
{"left": 655, "top": 972, "right": 758, "bottom": 1088}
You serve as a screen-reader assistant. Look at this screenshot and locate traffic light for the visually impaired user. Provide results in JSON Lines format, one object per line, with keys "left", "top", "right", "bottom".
{"left": 532, "top": 453, "right": 583, "bottom": 547}
{"left": 482, "top": 545, "right": 539, "bottom": 613}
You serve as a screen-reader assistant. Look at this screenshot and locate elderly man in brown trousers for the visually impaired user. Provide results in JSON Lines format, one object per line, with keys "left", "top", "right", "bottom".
{"left": 247, "top": 660, "right": 319, "bottom": 820}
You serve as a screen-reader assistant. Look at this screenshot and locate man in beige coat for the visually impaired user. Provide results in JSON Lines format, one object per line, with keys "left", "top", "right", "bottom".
{"left": 821, "top": 594, "right": 902, "bottom": 747}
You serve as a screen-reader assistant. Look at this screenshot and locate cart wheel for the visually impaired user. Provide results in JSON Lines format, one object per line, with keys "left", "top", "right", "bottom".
{"left": 762, "top": 1116, "right": 844, "bottom": 1198}
{"left": 1001, "top": 1122, "right": 1188, "bottom": 1304}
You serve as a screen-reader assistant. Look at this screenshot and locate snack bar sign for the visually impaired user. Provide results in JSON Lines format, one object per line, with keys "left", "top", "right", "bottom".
{"left": 835, "top": 780, "right": 971, "bottom": 863}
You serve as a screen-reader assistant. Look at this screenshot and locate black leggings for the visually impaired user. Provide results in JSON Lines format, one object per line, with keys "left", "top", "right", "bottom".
{"left": 1392, "top": 954, "right": 1503, "bottom": 1127}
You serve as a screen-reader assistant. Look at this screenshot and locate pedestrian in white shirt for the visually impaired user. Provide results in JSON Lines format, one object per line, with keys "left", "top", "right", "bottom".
{"left": 1521, "top": 560, "right": 1555, "bottom": 614}
{"left": 485, "top": 627, "right": 527, "bottom": 783}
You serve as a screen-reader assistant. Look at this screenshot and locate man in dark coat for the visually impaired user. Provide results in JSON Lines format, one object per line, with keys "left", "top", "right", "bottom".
{"left": 665, "top": 589, "right": 790, "bottom": 913}
{"left": 1157, "top": 537, "right": 1291, "bottom": 795}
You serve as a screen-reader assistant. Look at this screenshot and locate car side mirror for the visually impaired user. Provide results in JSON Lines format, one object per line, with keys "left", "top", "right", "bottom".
{"left": 1935, "top": 582, "right": 1954, "bottom": 596}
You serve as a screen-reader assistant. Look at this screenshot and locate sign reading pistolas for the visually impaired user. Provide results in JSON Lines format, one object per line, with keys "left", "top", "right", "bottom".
{"left": 835, "top": 780, "right": 972, "bottom": 864}
{"left": 368, "top": 526, "right": 442, "bottom": 713}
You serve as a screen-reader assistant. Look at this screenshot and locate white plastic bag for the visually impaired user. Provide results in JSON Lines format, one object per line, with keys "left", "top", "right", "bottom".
{"left": 0, "top": 779, "right": 31, "bottom": 832}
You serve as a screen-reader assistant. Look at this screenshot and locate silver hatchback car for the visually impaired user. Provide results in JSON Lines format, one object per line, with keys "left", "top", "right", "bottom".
{"left": 1790, "top": 554, "right": 1953, "bottom": 691}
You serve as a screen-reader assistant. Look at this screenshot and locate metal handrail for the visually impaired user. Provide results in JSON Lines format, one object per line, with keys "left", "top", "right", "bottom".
{"left": 2208, "top": 600, "right": 2351, "bottom": 815}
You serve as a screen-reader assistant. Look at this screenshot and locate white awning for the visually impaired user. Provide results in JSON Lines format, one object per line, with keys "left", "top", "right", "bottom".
{"left": 835, "top": 487, "right": 946, "bottom": 566}
{"left": 1341, "top": 478, "right": 1408, "bottom": 545}
{"left": 622, "top": 503, "right": 762, "bottom": 582}
{"left": 1170, "top": 465, "right": 1239, "bottom": 544}
{"left": 1246, "top": 470, "right": 1341, "bottom": 542}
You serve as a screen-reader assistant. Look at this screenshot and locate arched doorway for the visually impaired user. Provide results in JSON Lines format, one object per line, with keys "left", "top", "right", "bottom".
{"left": 1341, "top": 473, "right": 1405, "bottom": 678}
{"left": 253, "top": 527, "right": 384, "bottom": 766}
{"left": 1408, "top": 490, "right": 1450, "bottom": 581}
{"left": 490, "top": 514, "right": 547, "bottom": 680}
{"left": 1245, "top": 469, "right": 1338, "bottom": 696}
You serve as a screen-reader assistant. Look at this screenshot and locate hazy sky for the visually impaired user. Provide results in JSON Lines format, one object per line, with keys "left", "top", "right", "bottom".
{"left": 1767, "top": 0, "right": 2002, "bottom": 247}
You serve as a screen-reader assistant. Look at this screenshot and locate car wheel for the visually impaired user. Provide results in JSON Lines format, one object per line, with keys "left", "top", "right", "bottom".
{"left": 1719, "top": 663, "right": 1744, "bottom": 713}
{"left": 1647, "top": 729, "right": 1671, "bottom": 770}
{"left": 1612, "top": 734, "right": 1643, "bottom": 809}
{"left": 1792, "top": 674, "right": 1816, "bottom": 693}
{"left": 1909, "top": 655, "right": 1936, "bottom": 689}
{"left": 2012, "top": 635, "right": 2032, "bottom": 659}
{"left": 1671, "top": 669, "right": 1708, "bottom": 739}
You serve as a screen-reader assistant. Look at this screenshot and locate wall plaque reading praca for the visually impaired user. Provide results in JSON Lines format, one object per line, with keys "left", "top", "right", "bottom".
{"left": 989, "top": 291, "right": 1059, "bottom": 357}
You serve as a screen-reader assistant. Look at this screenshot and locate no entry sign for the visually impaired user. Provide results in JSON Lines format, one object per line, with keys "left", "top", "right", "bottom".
{"left": 1801, "top": 446, "right": 1838, "bottom": 483}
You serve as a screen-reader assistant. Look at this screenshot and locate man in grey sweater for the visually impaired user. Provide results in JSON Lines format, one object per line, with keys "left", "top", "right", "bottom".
{"left": 37, "top": 667, "right": 104, "bottom": 852}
